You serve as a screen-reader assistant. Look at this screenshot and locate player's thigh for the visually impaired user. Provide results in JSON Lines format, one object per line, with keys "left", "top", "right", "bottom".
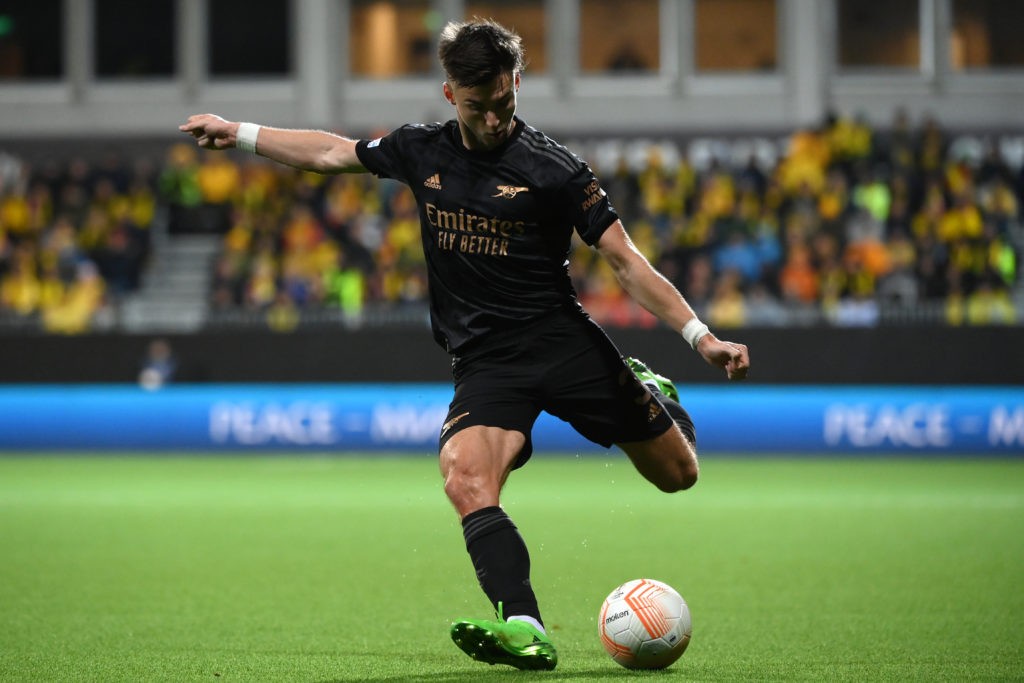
{"left": 618, "top": 425, "right": 699, "bottom": 493}
{"left": 440, "top": 425, "right": 528, "bottom": 516}
{"left": 441, "top": 346, "right": 542, "bottom": 468}
{"left": 542, "top": 321, "right": 673, "bottom": 448}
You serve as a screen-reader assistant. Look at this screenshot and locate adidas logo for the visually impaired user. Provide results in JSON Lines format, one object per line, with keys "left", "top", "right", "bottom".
{"left": 423, "top": 173, "right": 442, "bottom": 190}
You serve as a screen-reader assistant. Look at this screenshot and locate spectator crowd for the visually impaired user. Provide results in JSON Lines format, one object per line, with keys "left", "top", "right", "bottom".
{"left": 1, "top": 109, "right": 1021, "bottom": 333}
{"left": 0, "top": 151, "right": 155, "bottom": 332}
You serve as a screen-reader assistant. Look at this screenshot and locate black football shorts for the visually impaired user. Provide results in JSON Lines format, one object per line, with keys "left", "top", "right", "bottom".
{"left": 439, "top": 306, "right": 675, "bottom": 468}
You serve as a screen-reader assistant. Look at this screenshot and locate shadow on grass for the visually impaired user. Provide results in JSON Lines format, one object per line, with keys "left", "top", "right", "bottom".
{"left": 321, "top": 667, "right": 679, "bottom": 682}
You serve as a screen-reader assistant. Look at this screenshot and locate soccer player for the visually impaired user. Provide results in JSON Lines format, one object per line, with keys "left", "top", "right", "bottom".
{"left": 180, "top": 18, "right": 749, "bottom": 671}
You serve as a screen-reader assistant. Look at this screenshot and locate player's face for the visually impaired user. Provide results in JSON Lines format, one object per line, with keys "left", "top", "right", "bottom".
{"left": 444, "top": 71, "right": 519, "bottom": 151}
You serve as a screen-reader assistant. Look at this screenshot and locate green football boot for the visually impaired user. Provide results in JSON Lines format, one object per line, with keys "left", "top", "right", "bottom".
{"left": 450, "top": 605, "right": 558, "bottom": 671}
{"left": 626, "top": 356, "right": 680, "bottom": 404}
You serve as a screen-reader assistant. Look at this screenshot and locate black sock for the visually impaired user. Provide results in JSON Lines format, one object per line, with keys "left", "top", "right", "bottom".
{"left": 651, "top": 388, "right": 697, "bottom": 447}
{"left": 461, "top": 506, "right": 543, "bottom": 626}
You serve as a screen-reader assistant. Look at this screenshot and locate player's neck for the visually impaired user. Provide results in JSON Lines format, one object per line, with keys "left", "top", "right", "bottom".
{"left": 458, "top": 118, "right": 517, "bottom": 152}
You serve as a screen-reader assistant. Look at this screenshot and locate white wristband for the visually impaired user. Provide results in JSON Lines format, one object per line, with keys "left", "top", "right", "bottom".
{"left": 236, "top": 122, "right": 261, "bottom": 153}
{"left": 681, "top": 318, "right": 710, "bottom": 351}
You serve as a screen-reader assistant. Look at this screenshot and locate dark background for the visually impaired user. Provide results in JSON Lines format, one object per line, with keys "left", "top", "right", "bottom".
{"left": 2, "top": 325, "right": 1017, "bottom": 385}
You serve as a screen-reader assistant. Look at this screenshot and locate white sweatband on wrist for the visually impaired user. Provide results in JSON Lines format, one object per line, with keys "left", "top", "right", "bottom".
{"left": 681, "top": 318, "right": 711, "bottom": 351}
{"left": 236, "top": 122, "right": 261, "bottom": 153}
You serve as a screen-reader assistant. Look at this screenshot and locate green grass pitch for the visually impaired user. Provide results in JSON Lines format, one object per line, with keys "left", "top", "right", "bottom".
{"left": 1, "top": 454, "right": 1022, "bottom": 682}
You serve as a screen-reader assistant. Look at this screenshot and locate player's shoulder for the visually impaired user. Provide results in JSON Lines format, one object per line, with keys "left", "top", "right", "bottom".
{"left": 362, "top": 121, "right": 453, "bottom": 169}
{"left": 381, "top": 121, "right": 449, "bottom": 145}
{"left": 513, "top": 123, "right": 588, "bottom": 178}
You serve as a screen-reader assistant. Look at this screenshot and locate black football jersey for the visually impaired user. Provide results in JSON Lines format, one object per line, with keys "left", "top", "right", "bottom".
{"left": 355, "top": 116, "right": 619, "bottom": 353}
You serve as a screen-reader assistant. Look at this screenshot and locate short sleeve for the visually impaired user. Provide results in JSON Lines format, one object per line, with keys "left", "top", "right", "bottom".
{"left": 355, "top": 128, "right": 410, "bottom": 184}
{"left": 560, "top": 166, "right": 620, "bottom": 246}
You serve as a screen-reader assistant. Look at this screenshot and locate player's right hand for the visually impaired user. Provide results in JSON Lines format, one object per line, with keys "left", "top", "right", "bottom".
{"left": 179, "top": 114, "right": 237, "bottom": 150}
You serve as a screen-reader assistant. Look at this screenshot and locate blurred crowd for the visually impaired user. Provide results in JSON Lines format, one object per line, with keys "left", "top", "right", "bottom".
{"left": 0, "top": 152, "right": 155, "bottom": 332}
{"left": 1, "top": 108, "right": 1021, "bottom": 333}
{"left": 160, "top": 142, "right": 419, "bottom": 329}
{"left": 574, "top": 109, "right": 1021, "bottom": 328}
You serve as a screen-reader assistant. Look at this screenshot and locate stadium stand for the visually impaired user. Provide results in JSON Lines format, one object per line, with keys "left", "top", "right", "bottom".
{"left": 1, "top": 111, "right": 1021, "bottom": 334}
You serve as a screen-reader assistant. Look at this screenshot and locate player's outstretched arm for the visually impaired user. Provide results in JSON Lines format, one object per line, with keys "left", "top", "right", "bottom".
{"left": 596, "top": 220, "right": 750, "bottom": 380}
{"left": 178, "top": 113, "right": 366, "bottom": 174}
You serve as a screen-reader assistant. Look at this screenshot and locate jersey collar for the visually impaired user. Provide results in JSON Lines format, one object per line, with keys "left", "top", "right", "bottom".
{"left": 448, "top": 116, "right": 526, "bottom": 158}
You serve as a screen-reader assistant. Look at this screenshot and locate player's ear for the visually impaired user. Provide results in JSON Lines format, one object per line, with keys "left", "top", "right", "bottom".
{"left": 514, "top": 72, "right": 521, "bottom": 91}
{"left": 443, "top": 82, "right": 456, "bottom": 105}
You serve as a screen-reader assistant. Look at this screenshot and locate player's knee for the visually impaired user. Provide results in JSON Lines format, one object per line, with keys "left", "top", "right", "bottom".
{"left": 656, "top": 454, "right": 699, "bottom": 493}
{"left": 664, "top": 437, "right": 699, "bottom": 492}
{"left": 678, "top": 464, "right": 699, "bottom": 491}
{"left": 441, "top": 457, "right": 497, "bottom": 516}
{"left": 442, "top": 464, "right": 476, "bottom": 505}
{"left": 660, "top": 464, "right": 698, "bottom": 493}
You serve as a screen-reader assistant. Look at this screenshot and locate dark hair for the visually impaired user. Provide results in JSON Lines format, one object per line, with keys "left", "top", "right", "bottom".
{"left": 438, "top": 18, "right": 525, "bottom": 88}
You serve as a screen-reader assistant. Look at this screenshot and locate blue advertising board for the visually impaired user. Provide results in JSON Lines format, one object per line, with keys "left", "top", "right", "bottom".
{"left": 0, "top": 384, "right": 1021, "bottom": 454}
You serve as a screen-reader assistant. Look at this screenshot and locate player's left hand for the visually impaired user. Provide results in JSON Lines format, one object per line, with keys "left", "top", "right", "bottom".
{"left": 697, "top": 337, "right": 750, "bottom": 381}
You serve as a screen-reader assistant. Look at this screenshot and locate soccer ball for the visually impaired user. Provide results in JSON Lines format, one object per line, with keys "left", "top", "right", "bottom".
{"left": 598, "top": 578, "right": 692, "bottom": 669}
